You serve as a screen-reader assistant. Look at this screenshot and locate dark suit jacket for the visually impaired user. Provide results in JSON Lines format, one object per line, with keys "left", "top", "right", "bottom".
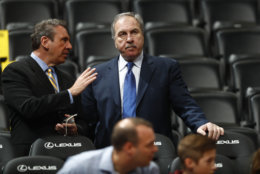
{"left": 82, "top": 54, "right": 208, "bottom": 148}
{"left": 2, "top": 57, "right": 87, "bottom": 151}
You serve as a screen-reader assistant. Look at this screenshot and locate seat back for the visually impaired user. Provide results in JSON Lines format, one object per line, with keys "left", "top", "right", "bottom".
{"left": 146, "top": 27, "right": 208, "bottom": 58}
{"left": 0, "top": 136, "right": 16, "bottom": 172}
{"left": 179, "top": 58, "right": 222, "bottom": 91}
{"left": 216, "top": 131, "right": 256, "bottom": 174}
{"left": 191, "top": 91, "right": 240, "bottom": 126}
{"left": 2, "top": 156, "right": 64, "bottom": 174}
{"left": 29, "top": 135, "right": 95, "bottom": 160}
{"left": 132, "top": 0, "right": 194, "bottom": 30}
{"left": 154, "top": 133, "right": 177, "bottom": 174}
{"left": 57, "top": 60, "right": 79, "bottom": 79}
{"left": 8, "top": 29, "right": 32, "bottom": 61}
{"left": 76, "top": 29, "right": 118, "bottom": 71}
{"left": 200, "top": 0, "right": 258, "bottom": 32}
{"left": 0, "top": 0, "right": 58, "bottom": 30}
{"left": 247, "top": 87, "right": 260, "bottom": 133}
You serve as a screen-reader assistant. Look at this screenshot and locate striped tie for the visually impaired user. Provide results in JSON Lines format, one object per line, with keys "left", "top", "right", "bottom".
{"left": 47, "top": 68, "right": 58, "bottom": 93}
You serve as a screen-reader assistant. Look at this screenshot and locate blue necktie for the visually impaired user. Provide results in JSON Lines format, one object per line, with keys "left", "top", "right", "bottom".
{"left": 123, "top": 62, "right": 136, "bottom": 118}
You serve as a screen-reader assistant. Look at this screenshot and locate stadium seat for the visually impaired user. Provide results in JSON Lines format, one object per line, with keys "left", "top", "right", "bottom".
{"left": 29, "top": 135, "right": 95, "bottom": 160}
{"left": 0, "top": 136, "right": 16, "bottom": 172}
{"left": 2, "top": 156, "right": 64, "bottom": 174}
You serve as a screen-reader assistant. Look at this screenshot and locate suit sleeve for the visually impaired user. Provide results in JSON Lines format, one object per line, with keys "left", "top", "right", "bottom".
{"left": 169, "top": 61, "right": 209, "bottom": 132}
{"left": 2, "top": 62, "right": 74, "bottom": 121}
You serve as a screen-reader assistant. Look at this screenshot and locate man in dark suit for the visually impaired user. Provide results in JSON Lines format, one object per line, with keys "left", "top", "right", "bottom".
{"left": 82, "top": 12, "right": 224, "bottom": 149}
{"left": 2, "top": 19, "right": 97, "bottom": 156}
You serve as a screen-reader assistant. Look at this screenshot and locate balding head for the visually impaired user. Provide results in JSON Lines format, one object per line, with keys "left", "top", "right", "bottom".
{"left": 111, "top": 118, "right": 153, "bottom": 151}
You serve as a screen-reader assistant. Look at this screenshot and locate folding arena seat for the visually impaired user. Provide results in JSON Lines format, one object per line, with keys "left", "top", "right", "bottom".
{"left": 8, "top": 29, "right": 32, "bottom": 61}
{"left": 0, "top": 100, "right": 10, "bottom": 137}
{"left": 132, "top": 0, "right": 195, "bottom": 30}
{"left": 179, "top": 58, "right": 223, "bottom": 92}
{"left": 64, "top": 0, "right": 122, "bottom": 44}
{"left": 0, "top": 0, "right": 58, "bottom": 30}
{"left": 29, "top": 135, "right": 95, "bottom": 160}
{"left": 0, "top": 136, "right": 16, "bottom": 172}
{"left": 229, "top": 58, "right": 260, "bottom": 119}
{"left": 146, "top": 27, "right": 209, "bottom": 59}
{"left": 2, "top": 156, "right": 64, "bottom": 174}
{"left": 75, "top": 29, "right": 118, "bottom": 71}
{"left": 247, "top": 87, "right": 260, "bottom": 134}
{"left": 57, "top": 60, "right": 79, "bottom": 79}
{"left": 200, "top": 0, "right": 258, "bottom": 33}
{"left": 216, "top": 130, "right": 256, "bottom": 174}
{"left": 154, "top": 133, "right": 177, "bottom": 174}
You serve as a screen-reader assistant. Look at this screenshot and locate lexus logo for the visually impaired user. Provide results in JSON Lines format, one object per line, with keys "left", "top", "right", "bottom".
{"left": 0, "top": 144, "right": 3, "bottom": 148}
{"left": 17, "top": 165, "right": 27, "bottom": 172}
{"left": 44, "top": 142, "right": 55, "bottom": 149}
{"left": 154, "top": 141, "right": 162, "bottom": 146}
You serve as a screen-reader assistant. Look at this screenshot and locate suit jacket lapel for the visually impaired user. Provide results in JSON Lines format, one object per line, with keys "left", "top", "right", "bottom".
{"left": 27, "top": 57, "right": 56, "bottom": 93}
{"left": 108, "top": 57, "right": 121, "bottom": 107}
{"left": 136, "top": 55, "right": 156, "bottom": 107}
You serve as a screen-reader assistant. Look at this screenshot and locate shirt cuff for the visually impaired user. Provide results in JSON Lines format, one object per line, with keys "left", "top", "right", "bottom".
{"left": 67, "top": 89, "right": 74, "bottom": 104}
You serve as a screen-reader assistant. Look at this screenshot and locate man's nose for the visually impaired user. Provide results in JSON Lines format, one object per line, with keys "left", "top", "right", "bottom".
{"left": 67, "top": 41, "right": 72, "bottom": 49}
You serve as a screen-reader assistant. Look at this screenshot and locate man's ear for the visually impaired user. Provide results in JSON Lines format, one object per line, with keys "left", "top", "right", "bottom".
{"left": 184, "top": 158, "right": 196, "bottom": 169}
{"left": 41, "top": 36, "right": 50, "bottom": 50}
{"left": 122, "top": 142, "right": 135, "bottom": 156}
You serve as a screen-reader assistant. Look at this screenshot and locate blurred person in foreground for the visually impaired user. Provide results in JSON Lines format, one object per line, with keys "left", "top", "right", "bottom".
{"left": 251, "top": 148, "right": 260, "bottom": 174}
{"left": 58, "top": 117, "right": 159, "bottom": 174}
{"left": 81, "top": 12, "right": 224, "bottom": 148}
{"left": 1, "top": 19, "right": 97, "bottom": 156}
{"left": 172, "top": 134, "right": 217, "bottom": 174}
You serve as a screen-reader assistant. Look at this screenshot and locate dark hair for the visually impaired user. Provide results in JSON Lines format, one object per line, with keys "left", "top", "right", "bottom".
{"left": 251, "top": 148, "right": 260, "bottom": 174}
{"left": 178, "top": 134, "right": 216, "bottom": 168}
{"left": 111, "top": 12, "right": 144, "bottom": 39}
{"left": 111, "top": 117, "right": 153, "bottom": 151}
{"left": 31, "top": 19, "right": 67, "bottom": 50}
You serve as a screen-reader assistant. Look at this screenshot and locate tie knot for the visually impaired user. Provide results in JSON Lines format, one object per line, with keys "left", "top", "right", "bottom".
{"left": 127, "top": 62, "right": 134, "bottom": 70}
{"left": 47, "top": 67, "right": 53, "bottom": 73}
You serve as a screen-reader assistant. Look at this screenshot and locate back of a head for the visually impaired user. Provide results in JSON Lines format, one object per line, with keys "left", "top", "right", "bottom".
{"left": 178, "top": 134, "right": 216, "bottom": 168}
{"left": 111, "top": 117, "right": 153, "bottom": 151}
{"left": 251, "top": 148, "right": 260, "bottom": 174}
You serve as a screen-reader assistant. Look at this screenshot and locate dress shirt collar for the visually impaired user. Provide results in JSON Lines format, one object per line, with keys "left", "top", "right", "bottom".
{"left": 30, "top": 52, "right": 49, "bottom": 72}
{"left": 118, "top": 51, "right": 143, "bottom": 72}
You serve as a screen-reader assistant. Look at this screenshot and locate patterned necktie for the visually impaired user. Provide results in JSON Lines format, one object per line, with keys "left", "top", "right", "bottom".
{"left": 123, "top": 62, "right": 136, "bottom": 118}
{"left": 47, "top": 67, "right": 58, "bottom": 93}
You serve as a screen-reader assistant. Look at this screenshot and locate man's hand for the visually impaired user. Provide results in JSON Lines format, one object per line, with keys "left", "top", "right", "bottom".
{"left": 55, "top": 123, "right": 78, "bottom": 136}
{"left": 69, "top": 67, "right": 98, "bottom": 96}
{"left": 197, "top": 122, "right": 224, "bottom": 140}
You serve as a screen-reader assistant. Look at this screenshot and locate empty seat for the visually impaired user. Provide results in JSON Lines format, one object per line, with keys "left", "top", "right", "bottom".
{"left": 146, "top": 27, "right": 209, "bottom": 59}
{"left": 2, "top": 156, "right": 64, "bottom": 174}
{"left": 216, "top": 130, "right": 256, "bottom": 174}
{"left": 64, "top": 0, "right": 122, "bottom": 43}
{"left": 0, "top": 0, "right": 58, "bottom": 30}
{"left": 29, "top": 135, "right": 95, "bottom": 160}
{"left": 191, "top": 91, "right": 240, "bottom": 127}
{"left": 0, "top": 136, "right": 16, "bottom": 172}
{"left": 0, "top": 100, "right": 10, "bottom": 134}
{"left": 132, "top": 0, "right": 195, "bottom": 30}
{"left": 230, "top": 58, "right": 260, "bottom": 119}
{"left": 8, "top": 29, "right": 32, "bottom": 61}
{"left": 179, "top": 58, "right": 222, "bottom": 92}
{"left": 76, "top": 29, "right": 118, "bottom": 71}
{"left": 247, "top": 87, "right": 260, "bottom": 134}
{"left": 154, "top": 133, "right": 177, "bottom": 174}
{"left": 200, "top": 0, "right": 258, "bottom": 33}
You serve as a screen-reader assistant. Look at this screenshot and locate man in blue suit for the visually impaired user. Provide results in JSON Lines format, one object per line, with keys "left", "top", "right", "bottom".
{"left": 82, "top": 12, "right": 224, "bottom": 148}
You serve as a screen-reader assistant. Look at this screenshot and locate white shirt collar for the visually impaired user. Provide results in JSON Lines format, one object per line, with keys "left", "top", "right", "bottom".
{"left": 118, "top": 51, "right": 143, "bottom": 72}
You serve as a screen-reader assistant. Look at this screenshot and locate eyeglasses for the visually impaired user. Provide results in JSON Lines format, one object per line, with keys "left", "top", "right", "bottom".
{"left": 64, "top": 114, "right": 77, "bottom": 136}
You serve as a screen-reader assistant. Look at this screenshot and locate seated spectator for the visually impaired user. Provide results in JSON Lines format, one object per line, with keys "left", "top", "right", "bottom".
{"left": 173, "top": 134, "right": 217, "bottom": 174}
{"left": 251, "top": 148, "right": 260, "bottom": 174}
{"left": 57, "top": 118, "right": 159, "bottom": 174}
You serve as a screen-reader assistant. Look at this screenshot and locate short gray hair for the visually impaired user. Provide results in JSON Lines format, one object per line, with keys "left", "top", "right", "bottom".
{"left": 111, "top": 12, "right": 144, "bottom": 39}
{"left": 31, "top": 19, "right": 67, "bottom": 50}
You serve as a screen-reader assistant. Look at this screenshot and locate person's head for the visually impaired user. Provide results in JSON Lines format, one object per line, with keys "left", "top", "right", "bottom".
{"left": 31, "top": 19, "right": 72, "bottom": 65}
{"left": 178, "top": 134, "right": 217, "bottom": 174}
{"left": 111, "top": 117, "right": 158, "bottom": 167}
{"left": 251, "top": 148, "right": 260, "bottom": 174}
{"left": 111, "top": 12, "right": 144, "bottom": 62}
